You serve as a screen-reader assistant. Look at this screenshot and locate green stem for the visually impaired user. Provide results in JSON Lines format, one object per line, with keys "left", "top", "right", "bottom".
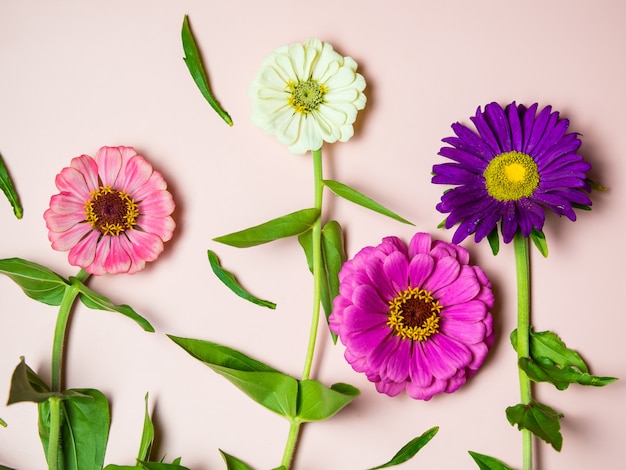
{"left": 513, "top": 232, "right": 532, "bottom": 470}
{"left": 48, "top": 269, "right": 89, "bottom": 470}
{"left": 280, "top": 148, "right": 325, "bottom": 469}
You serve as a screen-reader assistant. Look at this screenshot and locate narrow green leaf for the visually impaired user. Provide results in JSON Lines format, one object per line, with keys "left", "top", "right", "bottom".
{"left": 138, "top": 462, "right": 190, "bottom": 470}
{"left": 207, "top": 250, "right": 276, "bottom": 309}
{"left": 39, "top": 389, "right": 110, "bottom": 470}
{"left": 296, "top": 380, "right": 359, "bottom": 422}
{"left": 138, "top": 393, "right": 154, "bottom": 462}
{"left": 587, "top": 178, "right": 607, "bottom": 191}
{"left": 506, "top": 400, "right": 563, "bottom": 451}
{"left": 468, "top": 451, "right": 514, "bottom": 470}
{"left": 214, "top": 208, "right": 319, "bottom": 248}
{"left": 519, "top": 357, "right": 617, "bottom": 390}
{"left": 486, "top": 226, "right": 500, "bottom": 256}
{"left": 181, "top": 15, "right": 232, "bottom": 126}
{"left": 0, "top": 465, "right": 15, "bottom": 470}
{"left": 0, "top": 417, "right": 6, "bottom": 427}
{"left": 529, "top": 228, "right": 548, "bottom": 257}
{"left": 0, "top": 258, "right": 68, "bottom": 306}
{"left": 367, "top": 426, "right": 439, "bottom": 469}
{"left": 0, "top": 152, "right": 22, "bottom": 218}
{"left": 168, "top": 336, "right": 298, "bottom": 418}
{"left": 323, "top": 180, "right": 413, "bottom": 225}
{"left": 219, "top": 450, "right": 253, "bottom": 470}
{"left": 71, "top": 277, "right": 154, "bottom": 332}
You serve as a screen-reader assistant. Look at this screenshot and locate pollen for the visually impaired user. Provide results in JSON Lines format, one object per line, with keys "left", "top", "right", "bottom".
{"left": 287, "top": 79, "right": 327, "bottom": 114}
{"left": 84, "top": 185, "right": 139, "bottom": 236}
{"left": 483, "top": 151, "right": 540, "bottom": 201}
{"left": 387, "top": 287, "right": 442, "bottom": 341}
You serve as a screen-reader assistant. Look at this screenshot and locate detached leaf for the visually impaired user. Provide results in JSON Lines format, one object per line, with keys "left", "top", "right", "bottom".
{"left": 181, "top": 15, "right": 232, "bottom": 126}
{"left": 219, "top": 450, "right": 253, "bottom": 470}
{"left": 367, "top": 426, "right": 439, "bottom": 469}
{"left": 71, "top": 277, "right": 154, "bottom": 332}
{"left": 468, "top": 451, "right": 514, "bottom": 470}
{"left": 168, "top": 336, "right": 298, "bottom": 418}
{"left": 323, "top": 180, "right": 413, "bottom": 225}
{"left": 0, "top": 258, "right": 68, "bottom": 306}
{"left": 506, "top": 400, "right": 563, "bottom": 451}
{"left": 207, "top": 250, "right": 276, "bottom": 309}
{"left": 214, "top": 208, "right": 319, "bottom": 248}
{"left": 0, "top": 152, "right": 22, "bottom": 218}
{"left": 296, "top": 381, "right": 359, "bottom": 422}
{"left": 529, "top": 228, "right": 548, "bottom": 257}
{"left": 39, "top": 389, "right": 110, "bottom": 470}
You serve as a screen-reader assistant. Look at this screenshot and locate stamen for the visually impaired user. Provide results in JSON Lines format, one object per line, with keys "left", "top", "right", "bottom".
{"left": 484, "top": 151, "right": 540, "bottom": 201}
{"left": 387, "top": 287, "right": 442, "bottom": 341}
{"left": 84, "top": 185, "right": 138, "bottom": 236}
{"left": 287, "top": 79, "right": 327, "bottom": 114}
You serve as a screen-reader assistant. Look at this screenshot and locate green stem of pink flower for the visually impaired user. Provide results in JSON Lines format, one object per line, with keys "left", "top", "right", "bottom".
{"left": 514, "top": 232, "right": 533, "bottom": 470}
{"left": 48, "top": 268, "right": 89, "bottom": 470}
{"left": 280, "top": 148, "right": 324, "bottom": 469}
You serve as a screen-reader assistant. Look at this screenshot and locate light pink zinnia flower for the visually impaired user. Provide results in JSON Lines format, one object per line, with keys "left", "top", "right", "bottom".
{"left": 330, "top": 232, "right": 494, "bottom": 400}
{"left": 44, "top": 146, "right": 175, "bottom": 275}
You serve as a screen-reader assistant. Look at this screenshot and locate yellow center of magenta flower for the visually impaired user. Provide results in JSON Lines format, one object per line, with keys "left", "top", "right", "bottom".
{"left": 84, "top": 185, "right": 139, "bottom": 236}
{"left": 387, "top": 287, "right": 442, "bottom": 341}
{"left": 287, "top": 79, "right": 327, "bottom": 114}
{"left": 483, "top": 151, "right": 540, "bottom": 201}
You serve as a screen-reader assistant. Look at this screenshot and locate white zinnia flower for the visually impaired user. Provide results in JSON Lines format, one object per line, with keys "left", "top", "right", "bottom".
{"left": 249, "top": 38, "right": 366, "bottom": 155}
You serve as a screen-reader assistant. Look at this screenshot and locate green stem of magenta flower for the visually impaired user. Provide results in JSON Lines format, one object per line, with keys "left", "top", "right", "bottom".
{"left": 280, "top": 148, "right": 325, "bottom": 469}
{"left": 513, "top": 232, "right": 533, "bottom": 470}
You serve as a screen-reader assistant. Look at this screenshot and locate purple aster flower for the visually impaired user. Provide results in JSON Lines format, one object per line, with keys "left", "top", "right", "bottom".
{"left": 329, "top": 232, "right": 494, "bottom": 401}
{"left": 432, "top": 102, "right": 592, "bottom": 244}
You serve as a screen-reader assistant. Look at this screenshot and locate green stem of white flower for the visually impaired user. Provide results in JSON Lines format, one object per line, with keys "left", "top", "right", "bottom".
{"left": 514, "top": 232, "right": 533, "bottom": 470}
{"left": 48, "top": 269, "right": 89, "bottom": 470}
{"left": 280, "top": 148, "right": 325, "bottom": 469}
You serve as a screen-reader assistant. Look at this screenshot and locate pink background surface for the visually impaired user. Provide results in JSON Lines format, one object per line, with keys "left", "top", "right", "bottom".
{"left": 1, "top": 1, "right": 625, "bottom": 468}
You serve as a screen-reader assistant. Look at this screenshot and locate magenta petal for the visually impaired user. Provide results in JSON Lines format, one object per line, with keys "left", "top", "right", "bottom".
{"left": 435, "top": 266, "right": 480, "bottom": 305}
{"left": 409, "top": 342, "right": 434, "bottom": 387}
{"left": 343, "top": 305, "right": 387, "bottom": 333}
{"left": 344, "top": 324, "right": 390, "bottom": 356}
{"left": 405, "top": 377, "right": 447, "bottom": 401}
{"left": 407, "top": 232, "right": 432, "bottom": 257}
{"left": 407, "top": 254, "right": 435, "bottom": 288}
{"left": 441, "top": 300, "right": 487, "bottom": 322}
{"left": 440, "top": 318, "right": 487, "bottom": 344}
{"left": 375, "top": 381, "right": 405, "bottom": 397}
{"left": 352, "top": 284, "right": 388, "bottom": 313}
{"left": 422, "top": 256, "right": 460, "bottom": 292}
{"left": 381, "top": 339, "right": 412, "bottom": 383}
{"left": 382, "top": 251, "right": 409, "bottom": 293}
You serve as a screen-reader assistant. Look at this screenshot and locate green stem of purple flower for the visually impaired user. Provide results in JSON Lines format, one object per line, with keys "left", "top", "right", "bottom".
{"left": 514, "top": 232, "right": 533, "bottom": 470}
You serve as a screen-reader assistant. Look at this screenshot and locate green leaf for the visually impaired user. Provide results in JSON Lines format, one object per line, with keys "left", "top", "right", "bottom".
{"left": 0, "top": 152, "right": 22, "bottom": 219}
{"left": 298, "top": 220, "right": 346, "bottom": 342}
{"left": 214, "top": 208, "right": 319, "bottom": 248}
{"left": 168, "top": 336, "right": 298, "bottom": 418}
{"left": 367, "top": 426, "right": 439, "bottom": 469}
{"left": 296, "top": 381, "right": 359, "bottom": 422}
{"left": 0, "top": 417, "right": 6, "bottom": 427}
{"left": 71, "top": 277, "right": 154, "bottom": 332}
{"left": 219, "top": 450, "right": 253, "bottom": 470}
{"left": 39, "top": 389, "right": 110, "bottom": 470}
{"left": 0, "top": 465, "right": 15, "bottom": 470}
{"left": 138, "top": 462, "right": 190, "bottom": 470}
{"left": 207, "top": 250, "right": 276, "bottom": 309}
{"left": 323, "top": 180, "right": 413, "bottom": 225}
{"left": 529, "top": 228, "right": 548, "bottom": 257}
{"left": 486, "top": 226, "right": 500, "bottom": 256}
{"left": 7, "top": 357, "right": 59, "bottom": 404}
{"left": 519, "top": 357, "right": 617, "bottom": 391}
{"left": 467, "top": 451, "right": 514, "bottom": 470}
{"left": 511, "top": 329, "right": 588, "bottom": 372}
{"left": 138, "top": 393, "right": 154, "bottom": 462}
{"left": 181, "top": 15, "right": 232, "bottom": 126}
{"left": 0, "top": 258, "right": 68, "bottom": 306}
{"left": 506, "top": 400, "right": 563, "bottom": 451}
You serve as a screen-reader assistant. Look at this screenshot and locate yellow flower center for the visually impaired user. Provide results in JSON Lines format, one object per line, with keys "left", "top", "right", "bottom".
{"left": 287, "top": 79, "right": 327, "bottom": 114}
{"left": 483, "top": 151, "right": 540, "bottom": 201}
{"left": 84, "top": 185, "right": 139, "bottom": 236}
{"left": 387, "top": 287, "right": 442, "bottom": 341}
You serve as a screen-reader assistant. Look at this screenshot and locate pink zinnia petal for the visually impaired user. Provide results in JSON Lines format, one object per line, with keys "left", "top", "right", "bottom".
{"left": 95, "top": 146, "right": 123, "bottom": 187}
{"left": 67, "top": 230, "right": 99, "bottom": 268}
{"left": 136, "top": 214, "right": 175, "bottom": 242}
{"left": 138, "top": 190, "right": 175, "bottom": 218}
{"left": 49, "top": 223, "right": 93, "bottom": 252}
{"left": 55, "top": 167, "right": 92, "bottom": 200}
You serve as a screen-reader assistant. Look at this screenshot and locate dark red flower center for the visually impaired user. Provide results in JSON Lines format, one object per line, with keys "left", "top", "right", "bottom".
{"left": 84, "top": 185, "right": 138, "bottom": 236}
{"left": 388, "top": 287, "right": 442, "bottom": 341}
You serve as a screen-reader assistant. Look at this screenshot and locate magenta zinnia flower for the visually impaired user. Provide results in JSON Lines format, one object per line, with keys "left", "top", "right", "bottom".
{"left": 329, "top": 232, "right": 494, "bottom": 401}
{"left": 44, "top": 146, "right": 175, "bottom": 275}
{"left": 432, "top": 102, "right": 592, "bottom": 244}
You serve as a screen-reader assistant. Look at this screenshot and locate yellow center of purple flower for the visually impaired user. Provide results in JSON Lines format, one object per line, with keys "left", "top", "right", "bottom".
{"left": 387, "top": 287, "right": 442, "bottom": 341}
{"left": 483, "top": 151, "right": 540, "bottom": 201}
{"left": 287, "top": 79, "right": 327, "bottom": 114}
{"left": 84, "top": 185, "right": 139, "bottom": 236}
